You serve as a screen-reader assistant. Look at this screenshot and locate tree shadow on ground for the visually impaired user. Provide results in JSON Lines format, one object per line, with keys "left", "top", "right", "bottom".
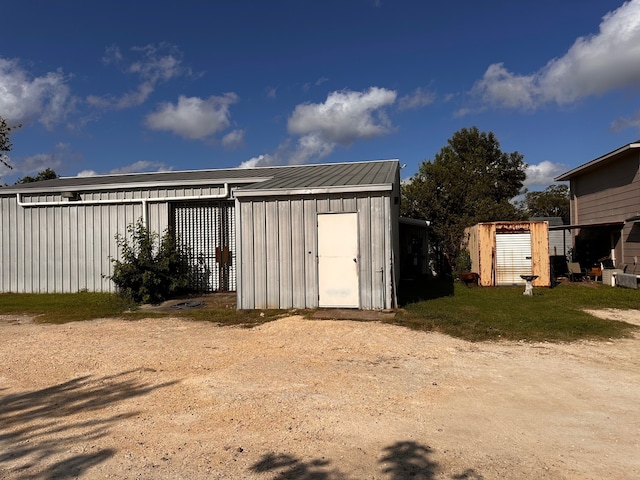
{"left": 250, "top": 453, "right": 341, "bottom": 480}
{"left": 250, "top": 441, "right": 483, "bottom": 479}
{"left": 0, "top": 371, "right": 177, "bottom": 479}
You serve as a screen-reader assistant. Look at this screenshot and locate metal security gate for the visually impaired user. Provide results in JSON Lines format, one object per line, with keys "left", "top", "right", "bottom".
{"left": 173, "top": 201, "right": 236, "bottom": 292}
{"left": 495, "top": 232, "right": 532, "bottom": 285}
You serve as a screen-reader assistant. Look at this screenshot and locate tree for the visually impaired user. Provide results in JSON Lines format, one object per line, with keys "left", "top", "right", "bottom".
{"left": 1, "top": 117, "right": 21, "bottom": 170}
{"left": 15, "top": 168, "right": 60, "bottom": 184}
{"left": 518, "top": 184, "right": 570, "bottom": 224}
{"left": 401, "top": 127, "right": 527, "bottom": 269}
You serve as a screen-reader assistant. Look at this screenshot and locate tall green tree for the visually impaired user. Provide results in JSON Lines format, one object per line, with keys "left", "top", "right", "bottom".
{"left": 1, "top": 117, "right": 20, "bottom": 171}
{"left": 15, "top": 168, "right": 59, "bottom": 184}
{"left": 518, "top": 184, "right": 570, "bottom": 224}
{"left": 402, "top": 127, "right": 527, "bottom": 266}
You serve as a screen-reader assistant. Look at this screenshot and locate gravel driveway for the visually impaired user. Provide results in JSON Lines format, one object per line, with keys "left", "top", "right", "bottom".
{"left": 1, "top": 310, "right": 639, "bottom": 479}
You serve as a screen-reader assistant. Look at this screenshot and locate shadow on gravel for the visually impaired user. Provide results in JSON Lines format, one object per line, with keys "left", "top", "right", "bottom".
{"left": 0, "top": 371, "right": 177, "bottom": 479}
{"left": 250, "top": 440, "right": 484, "bottom": 479}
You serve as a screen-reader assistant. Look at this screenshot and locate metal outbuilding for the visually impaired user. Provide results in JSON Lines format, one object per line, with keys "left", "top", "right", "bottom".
{"left": 0, "top": 160, "right": 401, "bottom": 310}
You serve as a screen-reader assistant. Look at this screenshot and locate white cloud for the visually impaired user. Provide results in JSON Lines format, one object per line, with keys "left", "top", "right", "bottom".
{"left": 76, "top": 160, "right": 170, "bottom": 177}
{"left": 88, "top": 43, "right": 192, "bottom": 110}
{"left": 0, "top": 58, "right": 74, "bottom": 128}
{"left": 397, "top": 87, "right": 436, "bottom": 110}
{"left": 471, "top": 63, "right": 537, "bottom": 110}
{"left": 524, "top": 160, "right": 568, "bottom": 188}
{"left": 7, "top": 143, "right": 72, "bottom": 180}
{"left": 221, "top": 129, "right": 245, "bottom": 149}
{"left": 238, "top": 154, "right": 274, "bottom": 169}
{"left": 288, "top": 87, "right": 396, "bottom": 144}
{"left": 108, "top": 160, "right": 170, "bottom": 174}
{"left": 144, "top": 93, "right": 239, "bottom": 140}
{"left": 242, "top": 87, "right": 398, "bottom": 167}
{"left": 87, "top": 82, "right": 155, "bottom": 110}
{"left": 303, "top": 77, "right": 329, "bottom": 92}
{"left": 611, "top": 109, "right": 640, "bottom": 131}
{"left": 129, "top": 43, "right": 189, "bottom": 83}
{"left": 471, "top": 0, "right": 640, "bottom": 110}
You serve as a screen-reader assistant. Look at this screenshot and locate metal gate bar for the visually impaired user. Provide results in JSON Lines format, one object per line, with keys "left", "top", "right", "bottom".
{"left": 173, "top": 201, "right": 236, "bottom": 292}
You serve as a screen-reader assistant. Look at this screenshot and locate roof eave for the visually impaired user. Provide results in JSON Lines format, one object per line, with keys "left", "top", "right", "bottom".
{"left": 0, "top": 177, "right": 270, "bottom": 195}
{"left": 554, "top": 142, "right": 640, "bottom": 181}
{"left": 234, "top": 184, "right": 393, "bottom": 198}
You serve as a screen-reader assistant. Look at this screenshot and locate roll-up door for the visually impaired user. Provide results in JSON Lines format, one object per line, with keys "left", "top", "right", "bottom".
{"left": 495, "top": 232, "right": 532, "bottom": 285}
{"left": 173, "top": 201, "right": 236, "bottom": 292}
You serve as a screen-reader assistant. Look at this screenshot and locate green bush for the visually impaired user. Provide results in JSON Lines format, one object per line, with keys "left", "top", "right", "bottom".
{"left": 108, "top": 220, "right": 208, "bottom": 304}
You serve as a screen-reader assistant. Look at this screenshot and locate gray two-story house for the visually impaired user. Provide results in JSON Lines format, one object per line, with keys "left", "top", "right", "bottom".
{"left": 555, "top": 141, "right": 640, "bottom": 274}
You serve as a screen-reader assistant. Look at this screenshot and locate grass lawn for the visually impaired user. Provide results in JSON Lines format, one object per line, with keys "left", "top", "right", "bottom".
{"left": 395, "top": 280, "right": 640, "bottom": 342}
{"left": 0, "top": 291, "right": 285, "bottom": 326}
{"left": 0, "top": 281, "right": 638, "bottom": 342}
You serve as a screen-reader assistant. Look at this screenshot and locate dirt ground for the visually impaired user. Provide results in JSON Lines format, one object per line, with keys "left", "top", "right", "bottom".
{"left": 1, "top": 306, "right": 639, "bottom": 480}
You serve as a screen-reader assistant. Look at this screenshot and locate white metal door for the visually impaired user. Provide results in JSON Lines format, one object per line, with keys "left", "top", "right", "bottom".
{"left": 495, "top": 232, "right": 532, "bottom": 285}
{"left": 318, "top": 213, "right": 359, "bottom": 308}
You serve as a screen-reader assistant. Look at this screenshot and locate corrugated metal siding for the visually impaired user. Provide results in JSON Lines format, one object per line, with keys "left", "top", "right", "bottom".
{"left": 236, "top": 193, "right": 393, "bottom": 310}
{"left": 0, "top": 196, "right": 142, "bottom": 292}
{"left": 0, "top": 186, "right": 221, "bottom": 293}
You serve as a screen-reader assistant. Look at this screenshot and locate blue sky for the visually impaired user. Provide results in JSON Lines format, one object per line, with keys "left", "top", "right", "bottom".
{"left": 2, "top": 0, "right": 640, "bottom": 189}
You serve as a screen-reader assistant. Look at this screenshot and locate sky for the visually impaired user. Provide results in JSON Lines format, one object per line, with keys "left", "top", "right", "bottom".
{"left": 2, "top": 0, "right": 640, "bottom": 189}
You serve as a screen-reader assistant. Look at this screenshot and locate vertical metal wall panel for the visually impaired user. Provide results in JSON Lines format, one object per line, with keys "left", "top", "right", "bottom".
{"left": 303, "top": 198, "right": 318, "bottom": 308}
{"left": 290, "top": 200, "right": 306, "bottom": 308}
{"left": 265, "top": 201, "right": 280, "bottom": 308}
{"left": 253, "top": 201, "right": 267, "bottom": 308}
{"left": 235, "top": 191, "right": 393, "bottom": 310}
{"left": 277, "top": 200, "right": 293, "bottom": 308}
{"left": 238, "top": 201, "right": 255, "bottom": 308}
{"left": 370, "top": 195, "right": 386, "bottom": 310}
{"left": 358, "top": 196, "right": 373, "bottom": 309}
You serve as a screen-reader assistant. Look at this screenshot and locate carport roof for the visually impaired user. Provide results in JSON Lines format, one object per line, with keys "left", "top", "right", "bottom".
{"left": 0, "top": 159, "right": 399, "bottom": 196}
